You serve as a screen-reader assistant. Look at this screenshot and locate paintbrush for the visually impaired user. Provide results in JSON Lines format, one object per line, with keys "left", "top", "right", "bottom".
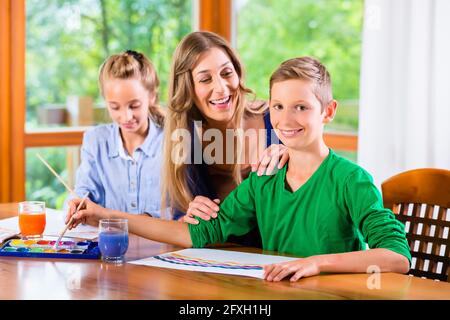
{"left": 53, "top": 192, "right": 89, "bottom": 250}
{"left": 36, "top": 153, "right": 74, "bottom": 194}
{"left": 35, "top": 153, "right": 89, "bottom": 248}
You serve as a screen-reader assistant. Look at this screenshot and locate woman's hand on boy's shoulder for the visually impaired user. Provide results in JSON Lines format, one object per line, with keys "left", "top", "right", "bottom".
{"left": 183, "top": 196, "right": 220, "bottom": 225}
{"left": 251, "top": 144, "right": 289, "bottom": 176}
{"left": 263, "top": 256, "right": 321, "bottom": 282}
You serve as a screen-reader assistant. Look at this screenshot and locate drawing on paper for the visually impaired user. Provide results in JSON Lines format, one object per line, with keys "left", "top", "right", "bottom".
{"left": 153, "top": 252, "right": 263, "bottom": 270}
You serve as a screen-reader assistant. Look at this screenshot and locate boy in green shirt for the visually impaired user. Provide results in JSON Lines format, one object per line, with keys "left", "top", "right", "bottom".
{"left": 67, "top": 57, "right": 411, "bottom": 282}
{"left": 186, "top": 57, "right": 411, "bottom": 281}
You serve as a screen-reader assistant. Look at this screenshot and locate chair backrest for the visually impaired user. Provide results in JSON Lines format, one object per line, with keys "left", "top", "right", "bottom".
{"left": 382, "top": 168, "right": 450, "bottom": 282}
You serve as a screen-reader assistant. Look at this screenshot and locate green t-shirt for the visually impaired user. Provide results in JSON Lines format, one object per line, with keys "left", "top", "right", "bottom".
{"left": 188, "top": 149, "right": 411, "bottom": 263}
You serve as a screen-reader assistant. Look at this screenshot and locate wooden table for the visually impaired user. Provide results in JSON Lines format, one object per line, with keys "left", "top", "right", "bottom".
{"left": 1, "top": 203, "right": 450, "bottom": 300}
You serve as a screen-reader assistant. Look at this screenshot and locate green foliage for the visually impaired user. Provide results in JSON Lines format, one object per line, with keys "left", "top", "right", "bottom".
{"left": 26, "top": 148, "right": 71, "bottom": 209}
{"left": 26, "top": 0, "right": 192, "bottom": 129}
{"left": 236, "top": 0, "right": 363, "bottom": 132}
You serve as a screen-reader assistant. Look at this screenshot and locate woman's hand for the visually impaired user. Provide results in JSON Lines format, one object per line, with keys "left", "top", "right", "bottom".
{"left": 66, "top": 198, "right": 110, "bottom": 229}
{"left": 183, "top": 196, "right": 220, "bottom": 225}
{"left": 251, "top": 144, "right": 289, "bottom": 176}
{"left": 263, "top": 257, "right": 321, "bottom": 282}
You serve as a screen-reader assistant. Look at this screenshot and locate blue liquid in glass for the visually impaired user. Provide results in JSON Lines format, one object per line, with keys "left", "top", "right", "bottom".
{"left": 99, "top": 231, "right": 129, "bottom": 260}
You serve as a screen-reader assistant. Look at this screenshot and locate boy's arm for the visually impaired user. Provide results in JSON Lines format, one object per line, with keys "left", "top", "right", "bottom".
{"left": 264, "top": 247, "right": 409, "bottom": 282}
{"left": 344, "top": 169, "right": 411, "bottom": 266}
{"left": 188, "top": 173, "right": 258, "bottom": 248}
{"left": 265, "top": 169, "right": 411, "bottom": 282}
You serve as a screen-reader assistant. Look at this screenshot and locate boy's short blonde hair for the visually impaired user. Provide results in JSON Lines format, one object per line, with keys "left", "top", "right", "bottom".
{"left": 269, "top": 56, "right": 332, "bottom": 111}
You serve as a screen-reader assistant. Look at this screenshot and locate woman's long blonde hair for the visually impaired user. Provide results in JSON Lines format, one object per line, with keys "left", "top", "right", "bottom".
{"left": 98, "top": 50, "right": 164, "bottom": 126}
{"left": 162, "top": 31, "right": 264, "bottom": 215}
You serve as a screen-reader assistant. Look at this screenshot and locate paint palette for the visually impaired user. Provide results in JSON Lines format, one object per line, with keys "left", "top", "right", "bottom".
{"left": 0, "top": 239, "right": 100, "bottom": 259}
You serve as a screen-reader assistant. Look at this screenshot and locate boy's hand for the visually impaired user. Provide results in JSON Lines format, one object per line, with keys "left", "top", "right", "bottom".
{"left": 251, "top": 144, "right": 289, "bottom": 176}
{"left": 66, "top": 198, "right": 109, "bottom": 229}
{"left": 263, "top": 257, "right": 321, "bottom": 282}
{"left": 183, "top": 196, "right": 220, "bottom": 225}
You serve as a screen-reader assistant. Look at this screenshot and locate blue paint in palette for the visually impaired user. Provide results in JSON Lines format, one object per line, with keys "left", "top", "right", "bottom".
{"left": 98, "top": 231, "right": 129, "bottom": 258}
{"left": 0, "top": 239, "right": 100, "bottom": 259}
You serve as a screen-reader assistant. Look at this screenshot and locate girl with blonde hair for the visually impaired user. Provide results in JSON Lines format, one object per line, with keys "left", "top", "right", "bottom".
{"left": 67, "top": 50, "right": 166, "bottom": 218}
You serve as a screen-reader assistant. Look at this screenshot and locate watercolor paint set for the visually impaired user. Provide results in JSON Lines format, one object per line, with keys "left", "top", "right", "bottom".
{"left": 0, "top": 239, "right": 100, "bottom": 259}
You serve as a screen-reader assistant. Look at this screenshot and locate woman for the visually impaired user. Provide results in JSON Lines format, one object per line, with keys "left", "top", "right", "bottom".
{"left": 162, "top": 31, "right": 288, "bottom": 246}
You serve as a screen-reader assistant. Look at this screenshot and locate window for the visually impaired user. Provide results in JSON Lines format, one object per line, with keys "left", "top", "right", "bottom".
{"left": 25, "top": 0, "right": 193, "bottom": 207}
{"left": 26, "top": 0, "right": 193, "bottom": 129}
{"left": 235, "top": 0, "right": 363, "bottom": 160}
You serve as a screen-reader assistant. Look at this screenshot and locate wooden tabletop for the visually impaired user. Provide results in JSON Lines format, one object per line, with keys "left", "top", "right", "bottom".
{"left": 1, "top": 203, "right": 450, "bottom": 300}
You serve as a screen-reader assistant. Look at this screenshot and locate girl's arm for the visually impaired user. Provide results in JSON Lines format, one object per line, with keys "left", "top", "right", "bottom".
{"left": 67, "top": 198, "right": 192, "bottom": 248}
{"left": 264, "top": 248, "right": 410, "bottom": 282}
{"left": 124, "top": 211, "right": 192, "bottom": 247}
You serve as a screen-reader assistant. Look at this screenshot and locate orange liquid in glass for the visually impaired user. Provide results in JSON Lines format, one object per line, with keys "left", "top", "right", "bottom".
{"left": 19, "top": 212, "right": 46, "bottom": 237}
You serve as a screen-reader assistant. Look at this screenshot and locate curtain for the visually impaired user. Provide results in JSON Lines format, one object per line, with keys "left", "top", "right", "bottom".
{"left": 358, "top": 0, "right": 450, "bottom": 188}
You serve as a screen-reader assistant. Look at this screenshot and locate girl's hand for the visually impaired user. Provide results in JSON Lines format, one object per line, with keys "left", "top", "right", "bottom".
{"left": 66, "top": 198, "right": 109, "bottom": 229}
{"left": 251, "top": 144, "right": 289, "bottom": 176}
{"left": 183, "top": 196, "right": 220, "bottom": 225}
{"left": 263, "top": 257, "right": 321, "bottom": 282}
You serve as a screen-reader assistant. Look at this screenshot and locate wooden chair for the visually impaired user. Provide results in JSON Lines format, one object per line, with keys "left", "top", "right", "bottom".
{"left": 381, "top": 169, "right": 450, "bottom": 282}
{"left": 382, "top": 168, "right": 450, "bottom": 281}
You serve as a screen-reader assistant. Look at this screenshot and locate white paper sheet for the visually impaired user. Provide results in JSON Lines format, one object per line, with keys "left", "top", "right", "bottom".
{"left": 0, "top": 208, "right": 98, "bottom": 240}
{"left": 128, "top": 248, "right": 299, "bottom": 279}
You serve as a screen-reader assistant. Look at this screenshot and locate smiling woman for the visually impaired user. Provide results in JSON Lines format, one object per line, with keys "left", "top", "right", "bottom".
{"left": 191, "top": 48, "right": 240, "bottom": 123}
{"left": 160, "top": 31, "right": 278, "bottom": 247}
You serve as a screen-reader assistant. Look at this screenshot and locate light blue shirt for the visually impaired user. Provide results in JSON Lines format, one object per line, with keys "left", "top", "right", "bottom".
{"left": 71, "top": 119, "right": 164, "bottom": 217}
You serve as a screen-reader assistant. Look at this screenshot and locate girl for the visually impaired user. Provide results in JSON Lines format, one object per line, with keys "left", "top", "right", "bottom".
{"left": 67, "top": 50, "right": 165, "bottom": 217}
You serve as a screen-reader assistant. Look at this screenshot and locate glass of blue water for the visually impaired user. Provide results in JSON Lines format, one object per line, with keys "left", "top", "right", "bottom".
{"left": 98, "top": 219, "right": 129, "bottom": 264}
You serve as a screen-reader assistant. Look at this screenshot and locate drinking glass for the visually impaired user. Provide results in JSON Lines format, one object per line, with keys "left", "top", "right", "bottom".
{"left": 18, "top": 201, "right": 46, "bottom": 239}
{"left": 98, "top": 219, "right": 129, "bottom": 264}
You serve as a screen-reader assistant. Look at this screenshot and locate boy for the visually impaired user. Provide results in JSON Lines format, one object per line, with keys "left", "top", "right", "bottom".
{"left": 67, "top": 57, "right": 411, "bottom": 282}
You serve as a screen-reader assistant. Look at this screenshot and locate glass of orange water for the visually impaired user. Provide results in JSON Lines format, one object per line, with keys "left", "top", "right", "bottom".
{"left": 19, "top": 201, "right": 46, "bottom": 239}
